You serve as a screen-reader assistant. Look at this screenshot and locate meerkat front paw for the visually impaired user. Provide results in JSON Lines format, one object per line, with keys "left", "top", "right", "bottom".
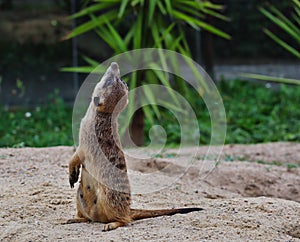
{"left": 69, "top": 164, "right": 80, "bottom": 188}
{"left": 68, "top": 153, "right": 82, "bottom": 188}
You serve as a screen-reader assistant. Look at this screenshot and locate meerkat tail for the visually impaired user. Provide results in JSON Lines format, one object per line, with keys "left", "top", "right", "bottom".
{"left": 130, "top": 207, "right": 203, "bottom": 221}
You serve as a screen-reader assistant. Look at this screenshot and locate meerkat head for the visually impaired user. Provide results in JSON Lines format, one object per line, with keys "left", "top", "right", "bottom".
{"left": 92, "top": 62, "right": 128, "bottom": 113}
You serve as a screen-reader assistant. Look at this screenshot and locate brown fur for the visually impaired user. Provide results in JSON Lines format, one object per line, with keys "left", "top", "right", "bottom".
{"left": 66, "top": 62, "right": 202, "bottom": 231}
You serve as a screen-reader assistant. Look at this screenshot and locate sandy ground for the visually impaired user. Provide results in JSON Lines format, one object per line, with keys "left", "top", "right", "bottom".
{"left": 0, "top": 142, "right": 300, "bottom": 241}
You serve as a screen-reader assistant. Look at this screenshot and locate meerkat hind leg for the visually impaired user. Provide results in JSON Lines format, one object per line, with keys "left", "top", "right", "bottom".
{"left": 62, "top": 209, "right": 90, "bottom": 224}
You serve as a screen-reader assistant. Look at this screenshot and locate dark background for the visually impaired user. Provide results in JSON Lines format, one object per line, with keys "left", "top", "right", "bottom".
{"left": 0, "top": 0, "right": 298, "bottom": 107}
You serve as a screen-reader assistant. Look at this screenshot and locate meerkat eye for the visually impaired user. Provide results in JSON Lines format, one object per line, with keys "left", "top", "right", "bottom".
{"left": 93, "top": 97, "right": 100, "bottom": 106}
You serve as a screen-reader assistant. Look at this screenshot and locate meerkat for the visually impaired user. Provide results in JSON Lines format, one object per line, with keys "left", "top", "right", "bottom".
{"left": 67, "top": 62, "right": 202, "bottom": 231}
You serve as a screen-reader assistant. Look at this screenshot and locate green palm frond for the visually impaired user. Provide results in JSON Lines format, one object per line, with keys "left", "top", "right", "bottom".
{"left": 245, "top": 1, "right": 300, "bottom": 85}
{"left": 63, "top": 0, "right": 230, "bottom": 129}
{"left": 259, "top": 0, "right": 300, "bottom": 58}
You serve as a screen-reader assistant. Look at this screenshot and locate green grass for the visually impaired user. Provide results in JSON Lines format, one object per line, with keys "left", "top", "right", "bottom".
{"left": 1, "top": 80, "right": 300, "bottom": 147}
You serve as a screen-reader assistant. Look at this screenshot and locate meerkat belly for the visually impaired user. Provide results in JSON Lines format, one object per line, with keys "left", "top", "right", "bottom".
{"left": 77, "top": 168, "right": 111, "bottom": 222}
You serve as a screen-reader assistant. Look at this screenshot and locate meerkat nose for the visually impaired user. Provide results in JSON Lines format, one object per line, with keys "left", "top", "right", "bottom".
{"left": 111, "top": 62, "right": 119, "bottom": 71}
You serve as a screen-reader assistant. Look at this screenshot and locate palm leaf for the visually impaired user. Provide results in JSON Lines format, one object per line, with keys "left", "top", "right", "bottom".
{"left": 119, "top": 71, "right": 138, "bottom": 138}
{"left": 133, "top": 11, "right": 143, "bottom": 49}
{"left": 82, "top": 55, "right": 99, "bottom": 68}
{"left": 104, "top": 19, "right": 128, "bottom": 52}
{"left": 260, "top": 7, "right": 300, "bottom": 43}
{"left": 91, "top": 14, "right": 128, "bottom": 52}
{"left": 60, "top": 66, "right": 95, "bottom": 73}
{"left": 142, "top": 105, "right": 155, "bottom": 125}
{"left": 201, "top": 8, "right": 230, "bottom": 21}
{"left": 177, "top": 45, "right": 209, "bottom": 94}
{"left": 243, "top": 1, "right": 300, "bottom": 86}
{"left": 293, "top": 0, "right": 300, "bottom": 9}
{"left": 157, "top": 1, "right": 167, "bottom": 15}
{"left": 148, "top": 64, "right": 181, "bottom": 107}
{"left": 173, "top": 1, "right": 229, "bottom": 21}
{"left": 94, "top": 27, "right": 118, "bottom": 52}
{"left": 151, "top": 21, "right": 162, "bottom": 48}
{"left": 124, "top": 26, "right": 134, "bottom": 46}
{"left": 142, "top": 84, "right": 161, "bottom": 119}
{"left": 201, "top": 1, "right": 225, "bottom": 10}
{"left": 240, "top": 73, "right": 300, "bottom": 85}
{"left": 131, "top": 0, "right": 143, "bottom": 7}
{"left": 159, "top": 100, "right": 187, "bottom": 114}
{"left": 293, "top": 12, "right": 300, "bottom": 26}
{"left": 264, "top": 28, "right": 300, "bottom": 58}
{"left": 71, "top": 2, "right": 116, "bottom": 19}
{"left": 172, "top": 3, "right": 205, "bottom": 19}
{"left": 65, "top": 9, "right": 118, "bottom": 39}
{"left": 118, "top": 0, "right": 130, "bottom": 18}
{"left": 158, "top": 23, "right": 177, "bottom": 47}
{"left": 170, "top": 36, "right": 184, "bottom": 51}
{"left": 148, "top": 0, "right": 158, "bottom": 26}
{"left": 172, "top": 10, "right": 231, "bottom": 39}
{"left": 164, "top": 0, "right": 173, "bottom": 16}
{"left": 269, "top": 5, "right": 300, "bottom": 37}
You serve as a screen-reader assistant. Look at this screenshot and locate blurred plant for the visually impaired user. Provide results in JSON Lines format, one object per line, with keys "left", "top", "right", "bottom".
{"left": 16, "top": 78, "right": 25, "bottom": 97}
{"left": 64, "top": 1, "right": 230, "bottom": 44}
{"left": 260, "top": 0, "right": 300, "bottom": 59}
{"left": 0, "top": 89, "right": 73, "bottom": 147}
{"left": 62, "top": 0, "right": 230, "bottom": 74}
{"left": 1, "top": 80, "right": 300, "bottom": 147}
{"left": 242, "top": 0, "right": 300, "bottom": 85}
{"left": 63, "top": 0, "right": 230, "bottom": 145}
{"left": 220, "top": 80, "right": 300, "bottom": 144}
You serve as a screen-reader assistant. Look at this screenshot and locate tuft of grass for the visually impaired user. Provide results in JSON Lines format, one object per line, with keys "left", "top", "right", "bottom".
{"left": 286, "top": 163, "right": 299, "bottom": 170}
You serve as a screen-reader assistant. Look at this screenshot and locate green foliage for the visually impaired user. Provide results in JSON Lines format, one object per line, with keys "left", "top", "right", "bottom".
{"left": 242, "top": 0, "right": 300, "bottom": 85}
{"left": 240, "top": 73, "right": 300, "bottom": 85}
{"left": 260, "top": 0, "right": 300, "bottom": 59}
{"left": 214, "top": 0, "right": 293, "bottom": 59}
{"left": 221, "top": 80, "right": 300, "bottom": 144}
{"left": 2, "top": 80, "right": 300, "bottom": 147}
{"left": 144, "top": 80, "right": 300, "bottom": 145}
{"left": 0, "top": 90, "right": 73, "bottom": 147}
{"left": 63, "top": 0, "right": 230, "bottom": 134}
{"left": 66, "top": 0, "right": 230, "bottom": 43}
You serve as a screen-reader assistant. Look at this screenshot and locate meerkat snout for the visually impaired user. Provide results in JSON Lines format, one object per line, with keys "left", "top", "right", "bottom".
{"left": 91, "top": 62, "right": 128, "bottom": 113}
{"left": 110, "top": 62, "right": 119, "bottom": 71}
{"left": 103, "top": 62, "right": 120, "bottom": 78}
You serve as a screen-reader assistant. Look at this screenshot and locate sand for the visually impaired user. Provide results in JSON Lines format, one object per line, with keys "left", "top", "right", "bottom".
{"left": 0, "top": 142, "right": 299, "bottom": 241}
